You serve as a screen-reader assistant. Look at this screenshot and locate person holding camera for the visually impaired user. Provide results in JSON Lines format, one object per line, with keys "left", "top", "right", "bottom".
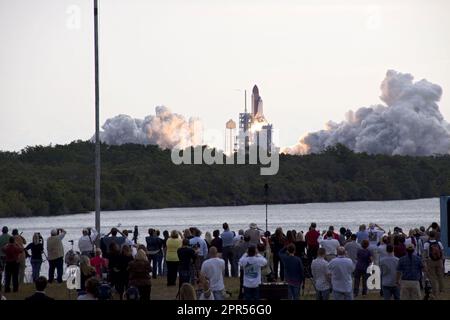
{"left": 78, "top": 227, "right": 98, "bottom": 257}
{"left": 201, "top": 246, "right": 225, "bottom": 300}
{"left": 25, "top": 233, "right": 44, "bottom": 282}
{"left": 47, "top": 228, "right": 66, "bottom": 283}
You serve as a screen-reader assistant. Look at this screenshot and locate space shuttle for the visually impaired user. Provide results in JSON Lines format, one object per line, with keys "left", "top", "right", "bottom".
{"left": 251, "top": 85, "right": 265, "bottom": 121}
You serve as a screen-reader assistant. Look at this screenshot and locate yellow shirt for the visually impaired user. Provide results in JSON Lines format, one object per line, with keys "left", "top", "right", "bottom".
{"left": 166, "top": 238, "right": 182, "bottom": 262}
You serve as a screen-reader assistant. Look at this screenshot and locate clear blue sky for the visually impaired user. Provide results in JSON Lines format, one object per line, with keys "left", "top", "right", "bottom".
{"left": 1, "top": 0, "right": 449, "bottom": 151}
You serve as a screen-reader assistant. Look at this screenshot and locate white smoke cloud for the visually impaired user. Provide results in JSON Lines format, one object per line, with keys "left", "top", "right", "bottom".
{"left": 284, "top": 70, "right": 450, "bottom": 156}
{"left": 98, "top": 106, "right": 203, "bottom": 149}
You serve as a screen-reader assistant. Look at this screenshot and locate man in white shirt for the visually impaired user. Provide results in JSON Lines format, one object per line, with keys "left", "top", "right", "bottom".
{"left": 367, "top": 223, "right": 385, "bottom": 265}
{"left": 201, "top": 246, "right": 225, "bottom": 300}
{"left": 78, "top": 227, "right": 98, "bottom": 257}
{"left": 328, "top": 246, "right": 355, "bottom": 300}
{"left": 318, "top": 231, "right": 340, "bottom": 261}
{"left": 239, "top": 246, "right": 267, "bottom": 300}
{"left": 311, "top": 248, "right": 331, "bottom": 300}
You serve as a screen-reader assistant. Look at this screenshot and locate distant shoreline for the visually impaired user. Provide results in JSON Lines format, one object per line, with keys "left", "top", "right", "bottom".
{"left": 1, "top": 142, "right": 449, "bottom": 218}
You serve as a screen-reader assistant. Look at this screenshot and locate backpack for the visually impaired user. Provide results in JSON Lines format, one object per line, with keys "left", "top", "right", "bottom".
{"left": 428, "top": 241, "right": 442, "bottom": 261}
{"left": 125, "top": 286, "right": 140, "bottom": 300}
{"left": 97, "top": 283, "right": 113, "bottom": 300}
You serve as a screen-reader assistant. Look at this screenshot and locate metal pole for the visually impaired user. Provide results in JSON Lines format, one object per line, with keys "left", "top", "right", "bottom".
{"left": 264, "top": 183, "right": 268, "bottom": 232}
{"left": 94, "top": 0, "right": 101, "bottom": 233}
{"left": 265, "top": 201, "right": 268, "bottom": 232}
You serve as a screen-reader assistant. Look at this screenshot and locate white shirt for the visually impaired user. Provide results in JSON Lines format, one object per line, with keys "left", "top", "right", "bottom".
{"left": 201, "top": 257, "right": 225, "bottom": 291}
{"left": 311, "top": 257, "right": 331, "bottom": 291}
{"left": 404, "top": 237, "right": 416, "bottom": 248}
{"left": 367, "top": 228, "right": 384, "bottom": 247}
{"left": 78, "top": 229, "right": 98, "bottom": 253}
{"left": 328, "top": 255, "right": 355, "bottom": 293}
{"left": 318, "top": 237, "right": 340, "bottom": 256}
{"left": 377, "top": 244, "right": 388, "bottom": 260}
{"left": 239, "top": 254, "right": 267, "bottom": 288}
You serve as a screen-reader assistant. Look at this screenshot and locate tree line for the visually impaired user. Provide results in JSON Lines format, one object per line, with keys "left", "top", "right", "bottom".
{"left": 0, "top": 141, "right": 449, "bottom": 217}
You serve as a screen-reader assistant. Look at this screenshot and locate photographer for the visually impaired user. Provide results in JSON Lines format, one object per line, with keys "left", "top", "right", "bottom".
{"left": 25, "top": 233, "right": 44, "bottom": 282}
{"left": 12, "top": 229, "right": 27, "bottom": 284}
{"left": 46, "top": 228, "right": 66, "bottom": 283}
{"left": 100, "top": 227, "right": 126, "bottom": 259}
{"left": 78, "top": 227, "right": 98, "bottom": 257}
{"left": 122, "top": 229, "right": 137, "bottom": 257}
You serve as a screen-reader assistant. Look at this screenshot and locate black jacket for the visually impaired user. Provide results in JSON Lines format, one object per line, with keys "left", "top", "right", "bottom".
{"left": 25, "top": 292, "right": 54, "bottom": 301}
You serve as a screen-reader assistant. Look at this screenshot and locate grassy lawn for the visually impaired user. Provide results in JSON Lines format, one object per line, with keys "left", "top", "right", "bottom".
{"left": 3, "top": 276, "right": 450, "bottom": 300}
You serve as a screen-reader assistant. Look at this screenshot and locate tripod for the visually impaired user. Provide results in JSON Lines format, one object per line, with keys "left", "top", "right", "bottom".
{"left": 301, "top": 257, "right": 317, "bottom": 297}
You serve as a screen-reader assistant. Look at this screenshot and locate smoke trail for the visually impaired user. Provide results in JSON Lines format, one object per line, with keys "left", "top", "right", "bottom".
{"left": 284, "top": 70, "right": 450, "bottom": 156}
{"left": 98, "top": 106, "right": 202, "bottom": 149}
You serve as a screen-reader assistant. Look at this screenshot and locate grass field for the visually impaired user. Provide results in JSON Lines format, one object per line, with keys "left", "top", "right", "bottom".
{"left": 3, "top": 276, "right": 450, "bottom": 300}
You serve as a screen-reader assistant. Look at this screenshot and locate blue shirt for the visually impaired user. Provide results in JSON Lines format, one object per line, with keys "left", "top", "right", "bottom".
{"left": 356, "top": 231, "right": 369, "bottom": 243}
{"left": 221, "top": 230, "right": 234, "bottom": 247}
{"left": 355, "top": 248, "right": 372, "bottom": 272}
{"left": 279, "top": 248, "right": 305, "bottom": 286}
{"left": 189, "top": 236, "right": 208, "bottom": 257}
{"left": 397, "top": 254, "right": 423, "bottom": 281}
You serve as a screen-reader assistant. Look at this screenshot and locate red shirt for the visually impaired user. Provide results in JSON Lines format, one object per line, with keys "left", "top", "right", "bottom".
{"left": 90, "top": 256, "right": 108, "bottom": 277}
{"left": 2, "top": 244, "right": 23, "bottom": 263}
{"left": 305, "top": 230, "right": 320, "bottom": 248}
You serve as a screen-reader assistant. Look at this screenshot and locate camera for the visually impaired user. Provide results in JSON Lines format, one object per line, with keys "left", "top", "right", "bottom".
{"left": 192, "top": 243, "right": 200, "bottom": 249}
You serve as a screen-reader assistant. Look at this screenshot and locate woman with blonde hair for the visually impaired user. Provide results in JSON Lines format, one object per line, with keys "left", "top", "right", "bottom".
{"left": 166, "top": 230, "right": 183, "bottom": 286}
{"left": 294, "top": 231, "right": 307, "bottom": 258}
{"left": 79, "top": 255, "right": 96, "bottom": 292}
{"left": 204, "top": 232, "right": 213, "bottom": 248}
{"left": 128, "top": 249, "right": 152, "bottom": 300}
{"left": 179, "top": 282, "right": 197, "bottom": 300}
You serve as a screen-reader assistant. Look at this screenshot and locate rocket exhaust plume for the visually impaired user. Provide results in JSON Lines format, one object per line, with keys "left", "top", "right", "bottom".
{"left": 284, "top": 70, "right": 450, "bottom": 156}
{"left": 97, "top": 106, "right": 202, "bottom": 149}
